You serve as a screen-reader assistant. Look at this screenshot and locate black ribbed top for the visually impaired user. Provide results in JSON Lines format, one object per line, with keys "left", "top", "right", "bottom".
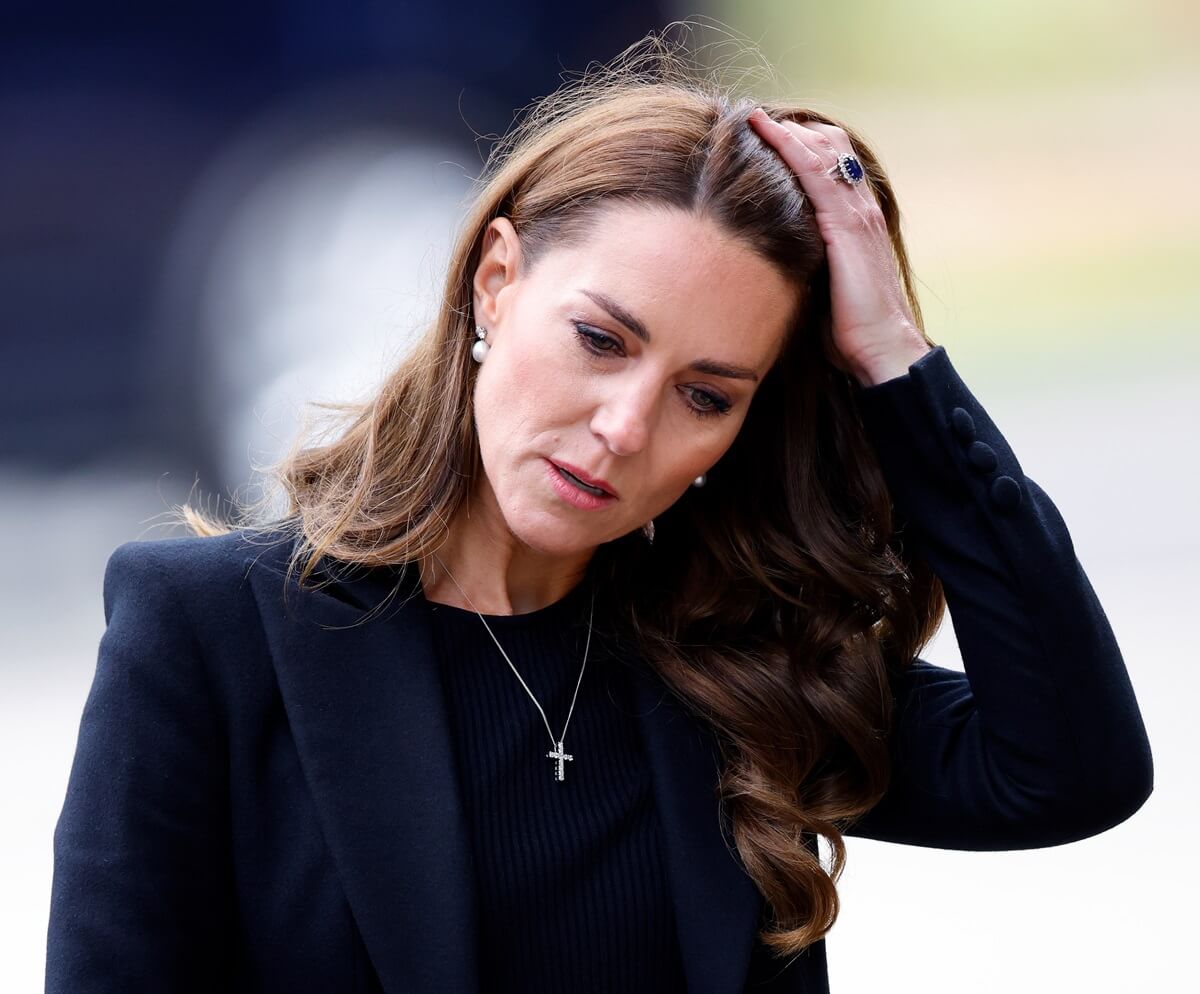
{"left": 423, "top": 574, "right": 688, "bottom": 993}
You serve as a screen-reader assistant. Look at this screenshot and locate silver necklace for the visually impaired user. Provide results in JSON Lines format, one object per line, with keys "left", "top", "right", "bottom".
{"left": 431, "top": 555, "right": 596, "bottom": 783}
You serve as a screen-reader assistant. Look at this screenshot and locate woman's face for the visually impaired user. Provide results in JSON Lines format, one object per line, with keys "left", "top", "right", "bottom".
{"left": 471, "top": 201, "right": 797, "bottom": 556}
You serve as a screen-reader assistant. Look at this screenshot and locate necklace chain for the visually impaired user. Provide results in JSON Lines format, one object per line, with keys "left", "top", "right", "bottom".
{"left": 431, "top": 554, "right": 596, "bottom": 782}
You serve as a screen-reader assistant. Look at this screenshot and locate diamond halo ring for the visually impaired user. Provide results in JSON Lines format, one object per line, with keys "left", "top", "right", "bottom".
{"left": 829, "top": 152, "right": 865, "bottom": 185}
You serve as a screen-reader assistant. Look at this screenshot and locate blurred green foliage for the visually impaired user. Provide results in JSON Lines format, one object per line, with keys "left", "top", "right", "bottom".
{"left": 718, "top": 1, "right": 1194, "bottom": 91}
{"left": 704, "top": 2, "right": 1199, "bottom": 368}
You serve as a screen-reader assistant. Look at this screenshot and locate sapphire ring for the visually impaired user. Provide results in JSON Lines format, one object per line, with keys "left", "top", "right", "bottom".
{"left": 829, "top": 152, "right": 865, "bottom": 185}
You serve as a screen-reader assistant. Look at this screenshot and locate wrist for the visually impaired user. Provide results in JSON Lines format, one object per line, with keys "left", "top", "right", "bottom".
{"left": 850, "top": 337, "right": 933, "bottom": 387}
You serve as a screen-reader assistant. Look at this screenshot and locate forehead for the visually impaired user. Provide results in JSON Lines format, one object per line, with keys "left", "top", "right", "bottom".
{"left": 528, "top": 203, "right": 797, "bottom": 373}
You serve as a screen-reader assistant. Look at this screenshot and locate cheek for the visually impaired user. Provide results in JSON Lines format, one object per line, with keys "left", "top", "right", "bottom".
{"left": 474, "top": 332, "right": 579, "bottom": 453}
{"left": 495, "top": 333, "right": 581, "bottom": 416}
{"left": 646, "top": 432, "right": 736, "bottom": 502}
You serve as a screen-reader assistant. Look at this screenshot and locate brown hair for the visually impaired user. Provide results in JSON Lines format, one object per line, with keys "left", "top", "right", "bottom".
{"left": 179, "top": 25, "right": 945, "bottom": 958}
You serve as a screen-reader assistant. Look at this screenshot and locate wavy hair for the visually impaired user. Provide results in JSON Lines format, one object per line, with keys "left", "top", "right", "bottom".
{"left": 179, "top": 24, "right": 946, "bottom": 959}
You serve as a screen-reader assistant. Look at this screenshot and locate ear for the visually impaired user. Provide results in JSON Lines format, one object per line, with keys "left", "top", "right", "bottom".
{"left": 472, "top": 217, "right": 522, "bottom": 329}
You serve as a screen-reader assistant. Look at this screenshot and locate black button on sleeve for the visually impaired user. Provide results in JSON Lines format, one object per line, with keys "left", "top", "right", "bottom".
{"left": 990, "top": 475, "right": 1023, "bottom": 511}
{"left": 967, "top": 441, "right": 999, "bottom": 473}
{"left": 950, "top": 407, "right": 976, "bottom": 441}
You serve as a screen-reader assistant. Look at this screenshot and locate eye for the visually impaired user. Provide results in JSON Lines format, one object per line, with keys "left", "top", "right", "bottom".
{"left": 682, "top": 387, "right": 732, "bottom": 419}
{"left": 572, "top": 321, "right": 624, "bottom": 356}
{"left": 572, "top": 320, "right": 734, "bottom": 420}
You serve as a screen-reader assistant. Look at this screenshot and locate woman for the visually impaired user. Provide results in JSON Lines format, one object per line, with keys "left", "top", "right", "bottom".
{"left": 47, "top": 35, "right": 1153, "bottom": 994}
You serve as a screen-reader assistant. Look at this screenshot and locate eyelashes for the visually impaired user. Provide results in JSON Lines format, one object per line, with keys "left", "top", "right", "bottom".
{"left": 571, "top": 321, "right": 733, "bottom": 420}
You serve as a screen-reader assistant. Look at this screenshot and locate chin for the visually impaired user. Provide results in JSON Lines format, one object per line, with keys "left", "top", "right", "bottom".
{"left": 505, "top": 508, "right": 609, "bottom": 556}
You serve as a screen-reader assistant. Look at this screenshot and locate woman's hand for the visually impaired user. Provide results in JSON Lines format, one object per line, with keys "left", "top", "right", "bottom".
{"left": 747, "top": 107, "right": 931, "bottom": 386}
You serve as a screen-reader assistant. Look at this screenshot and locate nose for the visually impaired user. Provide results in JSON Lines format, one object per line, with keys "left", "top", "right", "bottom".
{"left": 589, "top": 378, "right": 658, "bottom": 457}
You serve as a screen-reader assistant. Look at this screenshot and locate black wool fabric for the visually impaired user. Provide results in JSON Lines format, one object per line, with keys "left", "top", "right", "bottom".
{"left": 425, "top": 576, "right": 688, "bottom": 993}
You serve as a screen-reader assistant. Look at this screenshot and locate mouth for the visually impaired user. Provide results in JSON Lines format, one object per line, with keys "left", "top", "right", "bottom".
{"left": 552, "top": 460, "right": 618, "bottom": 498}
{"left": 554, "top": 465, "right": 612, "bottom": 498}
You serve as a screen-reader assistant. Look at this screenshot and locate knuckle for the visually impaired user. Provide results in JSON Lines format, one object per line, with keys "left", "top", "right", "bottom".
{"left": 833, "top": 208, "right": 879, "bottom": 237}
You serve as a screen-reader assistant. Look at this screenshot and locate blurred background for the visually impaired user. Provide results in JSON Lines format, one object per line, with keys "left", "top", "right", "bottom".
{"left": 4, "top": 2, "right": 1195, "bottom": 990}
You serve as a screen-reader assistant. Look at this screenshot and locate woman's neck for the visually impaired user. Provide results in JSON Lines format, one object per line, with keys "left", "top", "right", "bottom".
{"left": 419, "top": 493, "right": 595, "bottom": 616}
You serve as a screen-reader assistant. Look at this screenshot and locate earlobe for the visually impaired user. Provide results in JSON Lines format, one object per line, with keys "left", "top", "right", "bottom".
{"left": 473, "top": 217, "right": 522, "bottom": 327}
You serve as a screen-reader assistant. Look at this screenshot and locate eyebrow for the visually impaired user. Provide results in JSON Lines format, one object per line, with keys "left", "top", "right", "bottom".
{"left": 577, "top": 288, "right": 760, "bottom": 383}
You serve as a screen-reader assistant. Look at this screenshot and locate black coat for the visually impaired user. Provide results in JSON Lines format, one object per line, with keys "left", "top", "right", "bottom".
{"left": 46, "top": 345, "right": 1154, "bottom": 993}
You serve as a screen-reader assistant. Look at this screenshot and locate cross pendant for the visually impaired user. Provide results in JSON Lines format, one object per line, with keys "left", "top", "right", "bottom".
{"left": 546, "top": 740, "right": 574, "bottom": 782}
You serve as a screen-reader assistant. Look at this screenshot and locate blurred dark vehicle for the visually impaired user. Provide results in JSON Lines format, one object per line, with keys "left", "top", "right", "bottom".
{"left": 1, "top": 0, "right": 671, "bottom": 495}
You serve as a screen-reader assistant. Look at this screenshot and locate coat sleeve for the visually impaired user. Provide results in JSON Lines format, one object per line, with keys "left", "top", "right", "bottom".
{"left": 46, "top": 541, "right": 231, "bottom": 992}
{"left": 841, "top": 344, "right": 1153, "bottom": 851}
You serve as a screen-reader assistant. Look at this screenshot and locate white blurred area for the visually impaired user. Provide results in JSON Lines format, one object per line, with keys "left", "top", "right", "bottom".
{"left": 160, "top": 117, "right": 475, "bottom": 508}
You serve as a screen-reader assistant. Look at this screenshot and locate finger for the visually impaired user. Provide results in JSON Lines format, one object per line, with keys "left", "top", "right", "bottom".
{"left": 747, "top": 110, "right": 843, "bottom": 199}
{"left": 748, "top": 113, "right": 875, "bottom": 239}
{"left": 781, "top": 119, "right": 878, "bottom": 209}
{"left": 747, "top": 114, "right": 876, "bottom": 229}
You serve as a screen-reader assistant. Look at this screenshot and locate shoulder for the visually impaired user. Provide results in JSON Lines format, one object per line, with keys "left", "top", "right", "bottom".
{"left": 102, "top": 524, "right": 297, "bottom": 621}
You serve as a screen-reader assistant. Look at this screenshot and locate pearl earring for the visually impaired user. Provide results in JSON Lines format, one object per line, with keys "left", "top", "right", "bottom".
{"left": 692, "top": 473, "right": 706, "bottom": 487}
{"left": 472, "top": 325, "right": 489, "bottom": 363}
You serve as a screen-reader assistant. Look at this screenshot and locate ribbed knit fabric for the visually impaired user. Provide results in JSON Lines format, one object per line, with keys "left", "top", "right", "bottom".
{"left": 424, "top": 575, "right": 688, "bottom": 993}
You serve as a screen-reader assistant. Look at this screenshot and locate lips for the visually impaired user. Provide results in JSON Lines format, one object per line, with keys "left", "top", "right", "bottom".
{"left": 552, "top": 460, "right": 619, "bottom": 498}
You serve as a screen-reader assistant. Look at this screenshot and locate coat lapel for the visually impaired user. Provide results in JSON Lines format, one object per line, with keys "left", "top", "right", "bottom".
{"left": 247, "top": 543, "right": 765, "bottom": 994}
{"left": 248, "top": 550, "right": 480, "bottom": 993}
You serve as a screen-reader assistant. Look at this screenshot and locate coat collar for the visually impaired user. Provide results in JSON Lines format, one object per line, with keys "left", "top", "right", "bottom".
{"left": 246, "top": 541, "right": 765, "bottom": 994}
